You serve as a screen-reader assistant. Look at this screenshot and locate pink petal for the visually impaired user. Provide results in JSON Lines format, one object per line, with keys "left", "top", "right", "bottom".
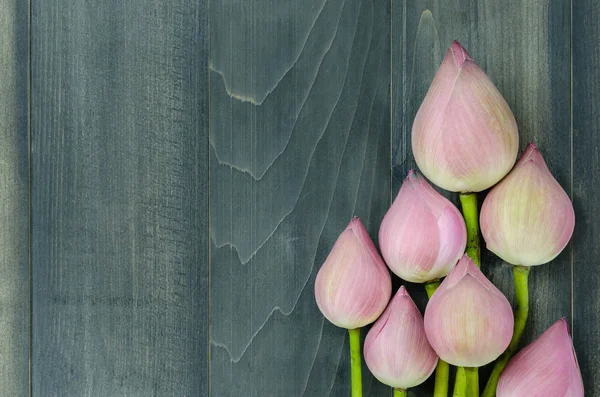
{"left": 364, "top": 286, "right": 438, "bottom": 389}
{"left": 449, "top": 40, "right": 472, "bottom": 68}
{"left": 424, "top": 262, "right": 513, "bottom": 367}
{"left": 379, "top": 171, "right": 466, "bottom": 283}
{"left": 481, "top": 145, "right": 575, "bottom": 266}
{"left": 315, "top": 218, "right": 392, "bottom": 329}
{"left": 412, "top": 42, "right": 518, "bottom": 192}
{"left": 515, "top": 142, "right": 549, "bottom": 171}
{"left": 497, "top": 318, "right": 584, "bottom": 397}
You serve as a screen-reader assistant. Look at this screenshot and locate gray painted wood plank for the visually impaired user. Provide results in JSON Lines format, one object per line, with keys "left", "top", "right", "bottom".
{"left": 573, "top": 1, "right": 600, "bottom": 394}
{"left": 0, "top": 0, "right": 30, "bottom": 395}
{"left": 392, "top": 2, "right": 571, "bottom": 395}
{"left": 31, "top": 1, "right": 208, "bottom": 395}
{"left": 209, "top": 0, "right": 391, "bottom": 395}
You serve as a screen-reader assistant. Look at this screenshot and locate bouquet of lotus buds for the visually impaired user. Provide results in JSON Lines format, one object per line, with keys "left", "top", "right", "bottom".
{"left": 314, "top": 41, "right": 582, "bottom": 397}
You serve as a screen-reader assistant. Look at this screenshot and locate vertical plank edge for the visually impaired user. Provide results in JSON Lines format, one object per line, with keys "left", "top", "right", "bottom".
{"left": 0, "top": 0, "right": 31, "bottom": 395}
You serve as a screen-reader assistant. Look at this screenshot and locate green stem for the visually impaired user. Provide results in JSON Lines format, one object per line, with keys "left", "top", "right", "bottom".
{"left": 348, "top": 328, "right": 363, "bottom": 397}
{"left": 393, "top": 388, "right": 407, "bottom": 397}
{"left": 459, "top": 193, "right": 480, "bottom": 267}
{"left": 424, "top": 280, "right": 440, "bottom": 299}
{"left": 482, "top": 266, "right": 531, "bottom": 397}
{"left": 453, "top": 367, "right": 478, "bottom": 397}
{"left": 425, "top": 280, "right": 450, "bottom": 397}
{"left": 454, "top": 192, "right": 481, "bottom": 396}
{"left": 465, "top": 367, "right": 478, "bottom": 396}
{"left": 453, "top": 367, "right": 467, "bottom": 397}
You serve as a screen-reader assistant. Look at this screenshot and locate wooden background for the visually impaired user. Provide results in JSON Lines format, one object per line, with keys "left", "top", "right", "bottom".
{"left": 0, "top": 0, "right": 598, "bottom": 396}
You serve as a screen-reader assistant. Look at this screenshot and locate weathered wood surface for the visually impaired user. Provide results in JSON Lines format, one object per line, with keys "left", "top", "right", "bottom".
{"left": 0, "top": 0, "right": 30, "bottom": 395}
{"left": 31, "top": 1, "right": 208, "bottom": 395}
{"left": 392, "top": 2, "right": 571, "bottom": 395}
{"left": 0, "top": 0, "right": 594, "bottom": 395}
{"left": 209, "top": 0, "right": 391, "bottom": 395}
{"left": 573, "top": 1, "right": 600, "bottom": 394}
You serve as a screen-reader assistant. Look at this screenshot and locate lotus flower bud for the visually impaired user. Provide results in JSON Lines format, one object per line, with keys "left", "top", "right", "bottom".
{"left": 424, "top": 254, "right": 513, "bottom": 367}
{"left": 364, "top": 286, "right": 438, "bottom": 389}
{"left": 412, "top": 41, "right": 519, "bottom": 193}
{"left": 379, "top": 170, "right": 466, "bottom": 283}
{"left": 497, "top": 318, "right": 584, "bottom": 397}
{"left": 314, "top": 218, "right": 392, "bottom": 329}
{"left": 481, "top": 143, "right": 575, "bottom": 266}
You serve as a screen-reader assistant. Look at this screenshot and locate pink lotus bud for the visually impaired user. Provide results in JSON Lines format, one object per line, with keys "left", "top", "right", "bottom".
{"left": 412, "top": 41, "right": 519, "bottom": 193}
{"left": 481, "top": 143, "right": 575, "bottom": 266}
{"left": 497, "top": 318, "right": 584, "bottom": 397}
{"left": 379, "top": 170, "right": 466, "bottom": 283}
{"left": 424, "top": 254, "right": 513, "bottom": 367}
{"left": 364, "top": 286, "right": 438, "bottom": 389}
{"left": 314, "top": 218, "right": 392, "bottom": 329}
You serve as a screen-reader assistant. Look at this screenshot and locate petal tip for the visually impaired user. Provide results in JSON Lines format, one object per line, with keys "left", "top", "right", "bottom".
{"left": 458, "top": 254, "right": 478, "bottom": 272}
{"left": 525, "top": 142, "right": 539, "bottom": 151}
{"left": 557, "top": 317, "right": 570, "bottom": 335}
{"left": 405, "top": 169, "right": 420, "bottom": 182}
{"left": 449, "top": 40, "right": 472, "bottom": 68}
{"left": 523, "top": 142, "right": 540, "bottom": 158}
{"left": 517, "top": 142, "right": 547, "bottom": 168}
{"left": 347, "top": 217, "right": 363, "bottom": 230}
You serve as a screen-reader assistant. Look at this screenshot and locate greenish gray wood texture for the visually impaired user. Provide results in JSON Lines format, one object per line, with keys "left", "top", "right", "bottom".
{"left": 31, "top": 1, "right": 208, "bottom": 396}
{"left": 209, "top": 0, "right": 391, "bottom": 395}
{"left": 573, "top": 0, "right": 600, "bottom": 394}
{"left": 0, "top": 0, "right": 598, "bottom": 396}
{"left": 392, "top": 2, "right": 571, "bottom": 395}
{"left": 0, "top": 0, "right": 30, "bottom": 395}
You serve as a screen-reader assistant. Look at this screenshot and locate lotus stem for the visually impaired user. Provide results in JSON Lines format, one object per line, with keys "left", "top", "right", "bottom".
{"left": 459, "top": 193, "right": 480, "bottom": 267}
{"left": 465, "top": 367, "right": 478, "bottom": 396}
{"left": 453, "top": 366, "right": 467, "bottom": 397}
{"left": 348, "top": 328, "right": 363, "bottom": 397}
{"left": 393, "top": 388, "right": 407, "bottom": 397}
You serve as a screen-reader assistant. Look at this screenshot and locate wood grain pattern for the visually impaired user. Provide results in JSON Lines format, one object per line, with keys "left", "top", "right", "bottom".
{"left": 0, "top": 0, "right": 30, "bottom": 395}
{"left": 31, "top": 1, "right": 208, "bottom": 395}
{"left": 392, "top": 2, "right": 571, "bottom": 395}
{"left": 6, "top": 0, "right": 594, "bottom": 395}
{"left": 209, "top": 0, "right": 391, "bottom": 395}
{"left": 573, "top": 1, "right": 600, "bottom": 394}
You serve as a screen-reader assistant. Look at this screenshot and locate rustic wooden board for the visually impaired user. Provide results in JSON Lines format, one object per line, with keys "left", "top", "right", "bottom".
{"left": 392, "top": 1, "right": 571, "bottom": 395}
{"left": 573, "top": 1, "right": 600, "bottom": 394}
{"left": 31, "top": 1, "right": 208, "bottom": 395}
{"left": 0, "top": 0, "right": 30, "bottom": 395}
{"left": 209, "top": 0, "right": 391, "bottom": 395}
